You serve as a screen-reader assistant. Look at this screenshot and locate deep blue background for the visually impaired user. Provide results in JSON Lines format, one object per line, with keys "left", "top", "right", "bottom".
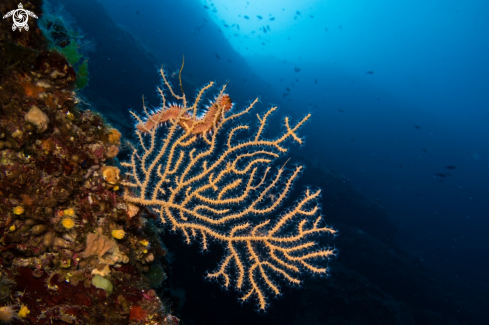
{"left": 96, "top": 0, "right": 489, "bottom": 285}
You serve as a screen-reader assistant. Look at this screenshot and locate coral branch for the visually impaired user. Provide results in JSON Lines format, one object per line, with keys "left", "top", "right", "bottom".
{"left": 122, "top": 67, "right": 336, "bottom": 310}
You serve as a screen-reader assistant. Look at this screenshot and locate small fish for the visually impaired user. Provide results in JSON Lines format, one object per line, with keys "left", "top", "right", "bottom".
{"left": 244, "top": 15, "right": 249, "bottom": 19}
{"left": 338, "top": 109, "right": 344, "bottom": 112}
{"left": 286, "top": 88, "right": 290, "bottom": 92}
{"left": 315, "top": 79, "right": 318, "bottom": 84}
{"left": 263, "top": 26, "right": 267, "bottom": 33}
{"left": 365, "top": 71, "right": 374, "bottom": 74}
{"left": 257, "top": 15, "right": 263, "bottom": 20}
{"left": 262, "top": 42, "right": 266, "bottom": 45}
{"left": 270, "top": 17, "right": 275, "bottom": 21}
{"left": 237, "top": 24, "right": 240, "bottom": 30}
{"left": 203, "top": 5, "right": 209, "bottom": 9}
{"left": 310, "top": 15, "right": 314, "bottom": 18}
{"left": 325, "top": 27, "right": 328, "bottom": 31}
{"left": 414, "top": 125, "right": 421, "bottom": 129}
{"left": 435, "top": 173, "right": 447, "bottom": 178}
{"left": 294, "top": 67, "right": 301, "bottom": 72}
{"left": 422, "top": 148, "right": 428, "bottom": 152}
{"left": 444, "top": 165, "right": 456, "bottom": 170}
{"left": 296, "top": 11, "right": 301, "bottom": 15}
{"left": 215, "top": 53, "right": 220, "bottom": 59}
{"left": 283, "top": 93, "right": 289, "bottom": 97}
{"left": 224, "top": 24, "right": 229, "bottom": 28}
{"left": 267, "top": 25, "right": 271, "bottom": 31}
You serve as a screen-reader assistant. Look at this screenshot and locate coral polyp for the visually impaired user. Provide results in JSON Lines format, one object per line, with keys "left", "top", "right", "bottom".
{"left": 0, "top": 306, "right": 18, "bottom": 324}
{"left": 12, "top": 206, "right": 24, "bottom": 215}
{"left": 61, "top": 216, "right": 76, "bottom": 230}
{"left": 111, "top": 229, "right": 125, "bottom": 240}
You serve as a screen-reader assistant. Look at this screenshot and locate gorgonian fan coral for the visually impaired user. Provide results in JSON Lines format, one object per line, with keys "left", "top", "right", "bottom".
{"left": 122, "top": 65, "right": 336, "bottom": 310}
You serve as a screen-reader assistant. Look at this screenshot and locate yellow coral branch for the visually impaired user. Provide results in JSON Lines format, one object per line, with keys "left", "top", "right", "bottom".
{"left": 123, "top": 67, "right": 336, "bottom": 310}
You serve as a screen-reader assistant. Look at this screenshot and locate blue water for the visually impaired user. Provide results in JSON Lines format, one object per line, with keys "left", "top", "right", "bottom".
{"left": 53, "top": 0, "right": 488, "bottom": 323}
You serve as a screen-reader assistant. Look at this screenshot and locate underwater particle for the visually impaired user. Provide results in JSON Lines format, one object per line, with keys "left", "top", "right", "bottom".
{"left": 101, "top": 166, "right": 120, "bottom": 184}
{"left": 18, "top": 305, "right": 29, "bottom": 318}
{"left": 24, "top": 106, "right": 49, "bottom": 133}
{"left": 13, "top": 206, "right": 24, "bottom": 215}
{"left": 0, "top": 306, "right": 18, "bottom": 323}
{"left": 9, "top": 226, "right": 15, "bottom": 232}
{"left": 111, "top": 229, "right": 125, "bottom": 240}
{"left": 61, "top": 217, "right": 76, "bottom": 230}
{"left": 91, "top": 274, "right": 113, "bottom": 294}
